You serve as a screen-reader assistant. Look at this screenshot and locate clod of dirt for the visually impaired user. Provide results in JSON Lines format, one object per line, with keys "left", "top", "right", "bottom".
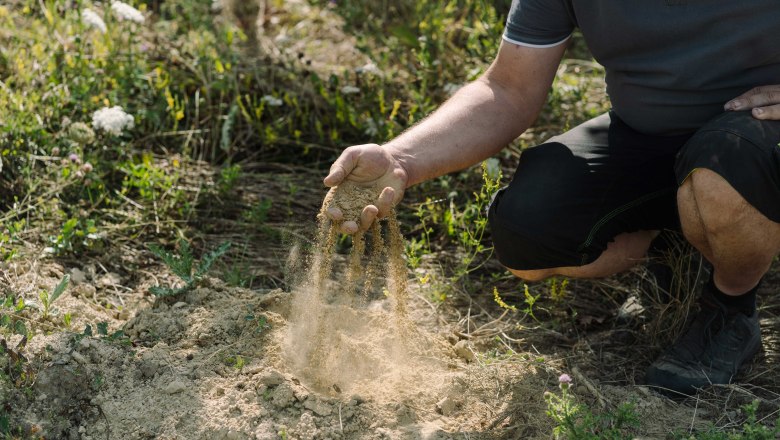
{"left": 453, "top": 340, "right": 476, "bottom": 363}
{"left": 258, "top": 369, "right": 285, "bottom": 386}
{"left": 436, "top": 396, "right": 457, "bottom": 416}
{"left": 272, "top": 383, "right": 296, "bottom": 408}
{"left": 164, "top": 380, "right": 188, "bottom": 394}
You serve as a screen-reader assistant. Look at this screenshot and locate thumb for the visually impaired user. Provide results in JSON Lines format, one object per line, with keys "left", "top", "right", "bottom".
{"left": 323, "top": 148, "right": 358, "bottom": 187}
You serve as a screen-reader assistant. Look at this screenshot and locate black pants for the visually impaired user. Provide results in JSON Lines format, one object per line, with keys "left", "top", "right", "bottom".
{"left": 488, "top": 111, "right": 780, "bottom": 270}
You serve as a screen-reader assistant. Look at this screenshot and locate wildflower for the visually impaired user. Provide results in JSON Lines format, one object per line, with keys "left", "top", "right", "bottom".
{"left": 68, "top": 122, "right": 96, "bottom": 144}
{"left": 82, "top": 9, "right": 107, "bottom": 33}
{"left": 111, "top": 1, "right": 144, "bottom": 24}
{"left": 355, "top": 62, "right": 380, "bottom": 75}
{"left": 92, "top": 106, "right": 134, "bottom": 135}
{"left": 363, "top": 118, "right": 379, "bottom": 137}
{"left": 261, "top": 95, "right": 283, "bottom": 107}
{"left": 558, "top": 373, "right": 572, "bottom": 390}
{"left": 340, "top": 86, "right": 360, "bottom": 95}
{"left": 69, "top": 153, "right": 81, "bottom": 164}
{"left": 51, "top": 147, "right": 60, "bottom": 156}
{"left": 81, "top": 163, "right": 94, "bottom": 173}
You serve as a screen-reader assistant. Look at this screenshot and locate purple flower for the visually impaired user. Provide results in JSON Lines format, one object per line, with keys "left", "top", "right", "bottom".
{"left": 559, "top": 374, "right": 572, "bottom": 384}
{"left": 69, "top": 153, "right": 81, "bottom": 163}
{"left": 81, "top": 162, "right": 93, "bottom": 173}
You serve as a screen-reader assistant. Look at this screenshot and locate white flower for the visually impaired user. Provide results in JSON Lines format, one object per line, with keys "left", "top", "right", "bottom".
{"left": 340, "top": 86, "right": 360, "bottom": 95}
{"left": 111, "top": 1, "right": 145, "bottom": 24}
{"left": 355, "top": 62, "right": 380, "bottom": 75}
{"left": 92, "top": 106, "right": 135, "bottom": 135}
{"left": 261, "top": 95, "right": 283, "bottom": 107}
{"left": 82, "top": 9, "right": 106, "bottom": 33}
{"left": 443, "top": 82, "right": 463, "bottom": 96}
{"left": 363, "top": 118, "right": 379, "bottom": 137}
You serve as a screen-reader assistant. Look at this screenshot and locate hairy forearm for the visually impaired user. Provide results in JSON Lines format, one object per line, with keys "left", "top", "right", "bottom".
{"left": 384, "top": 76, "right": 539, "bottom": 187}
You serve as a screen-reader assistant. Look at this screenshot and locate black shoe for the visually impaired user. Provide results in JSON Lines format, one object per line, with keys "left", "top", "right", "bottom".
{"left": 645, "top": 293, "right": 761, "bottom": 396}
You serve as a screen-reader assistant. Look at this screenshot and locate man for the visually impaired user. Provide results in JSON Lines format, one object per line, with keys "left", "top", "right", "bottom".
{"left": 322, "top": 0, "right": 780, "bottom": 395}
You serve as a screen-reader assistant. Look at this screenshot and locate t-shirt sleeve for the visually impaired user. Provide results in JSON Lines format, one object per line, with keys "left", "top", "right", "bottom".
{"left": 503, "top": 0, "right": 575, "bottom": 47}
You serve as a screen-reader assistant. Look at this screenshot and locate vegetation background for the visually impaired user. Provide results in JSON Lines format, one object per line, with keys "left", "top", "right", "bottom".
{"left": 1, "top": 0, "right": 779, "bottom": 438}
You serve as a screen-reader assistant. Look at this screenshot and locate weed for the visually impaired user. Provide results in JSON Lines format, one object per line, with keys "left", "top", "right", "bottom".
{"left": 148, "top": 239, "right": 232, "bottom": 297}
{"left": 222, "top": 354, "right": 245, "bottom": 371}
{"left": 0, "top": 295, "right": 29, "bottom": 338}
{"left": 242, "top": 199, "right": 273, "bottom": 225}
{"left": 493, "top": 287, "right": 517, "bottom": 312}
{"left": 675, "top": 400, "right": 780, "bottom": 440}
{"left": 218, "top": 164, "right": 242, "bottom": 194}
{"left": 38, "top": 275, "right": 69, "bottom": 320}
{"left": 522, "top": 284, "right": 541, "bottom": 321}
{"left": 545, "top": 374, "right": 639, "bottom": 439}
{"left": 73, "top": 322, "right": 130, "bottom": 346}
{"left": 245, "top": 311, "right": 271, "bottom": 334}
{"left": 549, "top": 278, "right": 570, "bottom": 303}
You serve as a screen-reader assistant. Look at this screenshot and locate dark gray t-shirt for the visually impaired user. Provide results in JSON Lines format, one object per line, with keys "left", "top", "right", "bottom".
{"left": 504, "top": 0, "right": 780, "bottom": 135}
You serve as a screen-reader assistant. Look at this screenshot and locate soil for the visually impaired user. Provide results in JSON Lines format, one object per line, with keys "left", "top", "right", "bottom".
{"left": 1, "top": 182, "right": 726, "bottom": 440}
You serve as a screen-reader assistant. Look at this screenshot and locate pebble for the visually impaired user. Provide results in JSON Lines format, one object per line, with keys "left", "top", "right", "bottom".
{"left": 271, "top": 384, "right": 295, "bottom": 408}
{"left": 258, "top": 370, "right": 285, "bottom": 386}
{"left": 172, "top": 301, "right": 188, "bottom": 309}
{"left": 164, "top": 380, "right": 188, "bottom": 394}
{"left": 98, "top": 272, "right": 121, "bottom": 287}
{"left": 70, "top": 351, "right": 88, "bottom": 365}
{"left": 436, "top": 396, "right": 457, "bottom": 416}
{"left": 70, "top": 268, "right": 87, "bottom": 284}
{"left": 303, "top": 398, "right": 332, "bottom": 417}
{"left": 453, "top": 340, "right": 476, "bottom": 363}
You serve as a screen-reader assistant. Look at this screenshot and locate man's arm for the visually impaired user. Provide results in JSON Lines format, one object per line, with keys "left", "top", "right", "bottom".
{"left": 324, "top": 41, "right": 567, "bottom": 232}
{"left": 386, "top": 40, "right": 567, "bottom": 187}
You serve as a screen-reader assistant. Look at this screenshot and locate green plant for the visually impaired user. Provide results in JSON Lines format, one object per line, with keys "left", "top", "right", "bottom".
{"left": 545, "top": 374, "right": 639, "bottom": 439}
{"left": 48, "top": 217, "right": 101, "bottom": 255}
{"left": 148, "top": 239, "right": 232, "bottom": 297}
{"left": 549, "top": 277, "right": 570, "bottom": 303}
{"left": 218, "top": 163, "right": 241, "bottom": 193}
{"left": 522, "top": 284, "right": 541, "bottom": 321}
{"left": 493, "top": 286, "right": 517, "bottom": 311}
{"left": 39, "top": 275, "right": 69, "bottom": 320}
{"left": 245, "top": 311, "right": 271, "bottom": 334}
{"left": 675, "top": 401, "right": 780, "bottom": 440}
{"left": 0, "top": 295, "right": 28, "bottom": 338}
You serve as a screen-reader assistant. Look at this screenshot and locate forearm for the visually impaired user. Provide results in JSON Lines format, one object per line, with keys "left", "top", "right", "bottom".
{"left": 383, "top": 41, "right": 564, "bottom": 188}
{"left": 384, "top": 80, "right": 534, "bottom": 187}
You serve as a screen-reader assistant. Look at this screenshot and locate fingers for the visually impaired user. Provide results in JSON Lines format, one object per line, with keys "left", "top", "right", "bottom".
{"left": 331, "top": 206, "right": 378, "bottom": 233}
{"left": 359, "top": 205, "right": 379, "bottom": 231}
{"left": 725, "top": 85, "right": 780, "bottom": 111}
{"left": 375, "top": 187, "right": 396, "bottom": 218}
{"left": 340, "top": 221, "right": 359, "bottom": 235}
{"left": 752, "top": 103, "right": 780, "bottom": 120}
{"left": 325, "top": 207, "right": 343, "bottom": 221}
{"left": 323, "top": 147, "right": 358, "bottom": 187}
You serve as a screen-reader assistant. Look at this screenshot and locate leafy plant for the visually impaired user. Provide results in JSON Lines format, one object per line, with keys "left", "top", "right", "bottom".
{"left": 0, "top": 295, "right": 28, "bottom": 338}
{"left": 245, "top": 310, "right": 271, "bottom": 334}
{"left": 545, "top": 375, "right": 639, "bottom": 439}
{"left": 148, "top": 239, "right": 232, "bottom": 297}
{"left": 39, "top": 275, "right": 69, "bottom": 320}
{"left": 675, "top": 400, "right": 780, "bottom": 440}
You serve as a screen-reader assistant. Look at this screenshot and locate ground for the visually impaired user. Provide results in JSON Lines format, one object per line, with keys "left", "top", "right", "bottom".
{"left": 1, "top": 1, "right": 780, "bottom": 439}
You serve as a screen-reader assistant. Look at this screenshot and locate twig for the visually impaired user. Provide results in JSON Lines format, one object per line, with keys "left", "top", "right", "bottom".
{"left": 571, "top": 366, "right": 607, "bottom": 409}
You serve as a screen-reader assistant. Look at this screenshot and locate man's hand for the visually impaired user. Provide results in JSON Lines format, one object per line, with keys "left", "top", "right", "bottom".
{"left": 323, "top": 144, "right": 409, "bottom": 234}
{"left": 725, "top": 85, "right": 780, "bottom": 120}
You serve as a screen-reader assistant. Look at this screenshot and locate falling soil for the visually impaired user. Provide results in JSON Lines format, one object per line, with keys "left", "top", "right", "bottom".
{"left": 284, "top": 181, "right": 426, "bottom": 395}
